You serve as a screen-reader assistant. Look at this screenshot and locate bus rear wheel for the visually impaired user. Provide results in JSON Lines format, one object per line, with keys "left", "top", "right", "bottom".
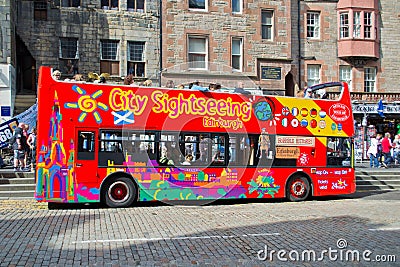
{"left": 286, "top": 176, "right": 310, "bottom": 202}
{"left": 103, "top": 177, "right": 137, "bottom": 208}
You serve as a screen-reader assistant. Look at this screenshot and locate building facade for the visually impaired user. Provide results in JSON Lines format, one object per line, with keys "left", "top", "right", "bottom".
{"left": 0, "top": 0, "right": 399, "bottom": 141}
{"left": 0, "top": 0, "right": 17, "bottom": 121}
{"left": 15, "top": 0, "right": 160, "bottom": 92}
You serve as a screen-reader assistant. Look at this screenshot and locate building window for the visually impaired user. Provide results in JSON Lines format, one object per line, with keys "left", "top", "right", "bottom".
{"left": 34, "top": 0, "right": 47, "bottom": 21}
{"left": 364, "top": 12, "right": 372, "bottom": 39}
{"left": 306, "top": 12, "right": 320, "bottom": 39}
{"left": 231, "top": 37, "right": 242, "bottom": 71}
{"left": 100, "top": 40, "right": 119, "bottom": 75}
{"left": 127, "top": 0, "right": 144, "bottom": 12}
{"left": 353, "top": 11, "right": 361, "bottom": 38}
{"left": 127, "top": 41, "right": 145, "bottom": 77}
{"left": 364, "top": 67, "right": 376, "bottom": 92}
{"left": 232, "top": 0, "right": 241, "bottom": 13}
{"left": 61, "top": 0, "right": 81, "bottom": 7}
{"left": 261, "top": 10, "right": 273, "bottom": 40}
{"left": 59, "top": 38, "right": 79, "bottom": 75}
{"left": 339, "top": 66, "right": 352, "bottom": 91}
{"left": 188, "top": 36, "right": 207, "bottom": 70}
{"left": 101, "top": 0, "right": 118, "bottom": 10}
{"left": 189, "top": 0, "right": 206, "bottom": 10}
{"left": 59, "top": 38, "right": 79, "bottom": 59}
{"left": 340, "top": 12, "right": 349, "bottom": 38}
{"left": 307, "top": 65, "right": 320, "bottom": 86}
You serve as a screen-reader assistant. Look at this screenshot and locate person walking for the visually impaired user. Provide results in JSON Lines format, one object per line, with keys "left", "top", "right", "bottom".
{"left": 392, "top": 134, "right": 400, "bottom": 165}
{"left": 381, "top": 132, "right": 393, "bottom": 168}
{"left": 367, "top": 135, "right": 379, "bottom": 168}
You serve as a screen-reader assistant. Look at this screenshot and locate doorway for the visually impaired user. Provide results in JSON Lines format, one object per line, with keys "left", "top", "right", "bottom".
{"left": 16, "top": 34, "right": 36, "bottom": 94}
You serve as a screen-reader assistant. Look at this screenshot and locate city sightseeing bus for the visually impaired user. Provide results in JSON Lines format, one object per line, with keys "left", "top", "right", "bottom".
{"left": 35, "top": 66, "right": 355, "bottom": 207}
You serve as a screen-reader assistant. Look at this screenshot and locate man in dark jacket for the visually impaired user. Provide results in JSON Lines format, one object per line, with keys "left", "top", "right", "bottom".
{"left": 12, "top": 123, "right": 29, "bottom": 172}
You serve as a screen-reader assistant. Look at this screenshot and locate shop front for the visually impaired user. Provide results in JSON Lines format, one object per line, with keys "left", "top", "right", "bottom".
{"left": 353, "top": 102, "right": 400, "bottom": 161}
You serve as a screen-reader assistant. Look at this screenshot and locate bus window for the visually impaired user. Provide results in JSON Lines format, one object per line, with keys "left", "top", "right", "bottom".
{"left": 211, "top": 134, "right": 226, "bottom": 166}
{"left": 327, "top": 137, "right": 352, "bottom": 166}
{"left": 77, "top": 131, "right": 95, "bottom": 160}
{"left": 126, "top": 132, "right": 156, "bottom": 163}
{"left": 159, "top": 133, "right": 182, "bottom": 166}
{"left": 99, "top": 130, "right": 125, "bottom": 166}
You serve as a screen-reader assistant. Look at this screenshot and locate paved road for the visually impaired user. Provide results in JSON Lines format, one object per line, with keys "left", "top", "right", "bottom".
{"left": 0, "top": 191, "right": 399, "bottom": 266}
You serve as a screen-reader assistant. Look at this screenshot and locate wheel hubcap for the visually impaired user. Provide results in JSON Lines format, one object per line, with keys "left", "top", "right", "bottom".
{"left": 291, "top": 180, "right": 305, "bottom": 197}
{"left": 108, "top": 181, "right": 130, "bottom": 203}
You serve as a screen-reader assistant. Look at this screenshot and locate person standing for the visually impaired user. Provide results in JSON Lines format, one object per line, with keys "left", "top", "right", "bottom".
{"left": 27, "top": 127, "right": 37, "bottom": 172}
{"left": 12, "top": 123, "right": 29, "bottom": 172}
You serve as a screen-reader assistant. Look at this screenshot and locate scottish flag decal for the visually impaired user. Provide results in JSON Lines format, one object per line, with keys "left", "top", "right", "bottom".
{"left": 112, "top": 111, "right": 135, "bottom": 125}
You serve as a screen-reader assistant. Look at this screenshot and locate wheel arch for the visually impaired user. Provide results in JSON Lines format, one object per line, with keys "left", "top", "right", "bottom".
{"left": 284, "top": 171, "right": 313, "bottom": 199}
{"left": 99, "top": 171, "right": 139, "bottom": 203}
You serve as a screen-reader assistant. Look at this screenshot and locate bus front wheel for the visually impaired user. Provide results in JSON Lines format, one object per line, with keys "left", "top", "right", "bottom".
{"left": 286, "top": 176, "right": 310, "bottom": 202}
{"left": 103, "top": 177, "right": 137, "bottom": 208}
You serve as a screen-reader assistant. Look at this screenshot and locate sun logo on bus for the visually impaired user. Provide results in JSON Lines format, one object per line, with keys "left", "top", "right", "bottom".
{"left": 64, "top": 85, "right": 109, "bottom": 123}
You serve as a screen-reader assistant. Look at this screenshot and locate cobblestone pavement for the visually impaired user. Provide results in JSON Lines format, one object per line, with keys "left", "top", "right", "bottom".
{"left": 0, "top": 192, "right": 399, "bottom": 266}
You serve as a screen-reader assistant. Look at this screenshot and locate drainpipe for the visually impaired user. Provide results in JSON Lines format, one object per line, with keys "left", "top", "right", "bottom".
{"left": 159, "top": 0, "right": 163, "bottom": 87}
{"left": 298, "top": 0, "right": 302, "bottom": 88}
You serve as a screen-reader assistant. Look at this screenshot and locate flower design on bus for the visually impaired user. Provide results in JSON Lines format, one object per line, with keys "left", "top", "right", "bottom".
{"left": 64, "top": 85, "right": 109, "bottom": 123}
{"left": 298, "top": 152, "right": 309, "bottom": 165}
{"left": 247, "top": 169, "right": 280, "bottom": 198}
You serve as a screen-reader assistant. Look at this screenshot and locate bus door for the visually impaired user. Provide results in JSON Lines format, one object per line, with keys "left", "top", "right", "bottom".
{"left": 75, "top": 128, "right": 98, "bottom": 182}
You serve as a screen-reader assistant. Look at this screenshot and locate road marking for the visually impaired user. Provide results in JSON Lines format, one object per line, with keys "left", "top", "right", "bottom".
{"left": 369, "top": 227, "right": 400, "bottom": 231}
{"left": 72, "top": 232, "right": 280, "bottom": 244}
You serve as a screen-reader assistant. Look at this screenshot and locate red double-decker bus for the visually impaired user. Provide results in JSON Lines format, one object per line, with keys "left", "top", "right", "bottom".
{"left": 35, "top": 66, "right": 355, "bottom": 207}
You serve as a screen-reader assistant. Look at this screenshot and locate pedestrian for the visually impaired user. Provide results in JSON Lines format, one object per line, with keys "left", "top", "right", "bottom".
{"left": 27, "top": 127, "right": 37, "bottom": 171}
{"left": 12, "top": 123, "right": 29, "bottom": 172}
{"left": 376, "top": 134, "right": 383, "bottom": 166}
{"left": 367, "top": 135, "right": 379, "bottom": 168}
{"left": 392, "top": 134, "right": 400, "bottom": 164}
{"left": 23, "top": 124, "right": 30, "bottom": 168}
{"left": 381, "top": 132, "right": 393, "bottom": 168}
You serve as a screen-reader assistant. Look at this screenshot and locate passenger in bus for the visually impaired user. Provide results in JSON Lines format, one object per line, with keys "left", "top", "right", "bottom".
{"left": 304, "top": 88, "right": 313, "bottom": 98}
{"left": 233, "top": 82, "right": 251, "bottom": 95}
{"left": 199, "top": 135, "right": 211, "bottom": 162}
{"left": 191, "top": 80, "right": 205, "bottom": 91}
{"left": 166, "top": 80, "right": 175, "bottom": 88}
{"left": 181, "top": 154, "right": 194, "bottom": 165}
{"left": 124, "top": 74, "right": 134, "bottom": 85}
{"left": 52, "top": 70, "right": 61, "bottom": 80}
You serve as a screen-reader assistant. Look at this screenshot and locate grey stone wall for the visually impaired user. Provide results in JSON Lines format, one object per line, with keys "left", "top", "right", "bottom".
{"left": 16, "top": 0, "right": 160, "bottom": 81}
{"left": 0, "top": 0, "right": 15, "bottom": 65}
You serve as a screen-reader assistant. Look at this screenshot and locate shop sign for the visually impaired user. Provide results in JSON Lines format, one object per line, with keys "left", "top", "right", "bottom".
{"left": 353, "top": 103, "right": 400, "bottom": 114}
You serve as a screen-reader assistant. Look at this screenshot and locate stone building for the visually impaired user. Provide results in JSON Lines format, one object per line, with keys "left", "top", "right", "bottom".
{"left": 160, "top": 0, "right": 293, "bottom": 95}
{"left": 0, "top": 0, "right": 16, "bottom": 119}
{"left": 15, "top": 0, "right": 160, "bottom": 92}
{"left": 0, "top": 0, "right": 399, "bottom": 120}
